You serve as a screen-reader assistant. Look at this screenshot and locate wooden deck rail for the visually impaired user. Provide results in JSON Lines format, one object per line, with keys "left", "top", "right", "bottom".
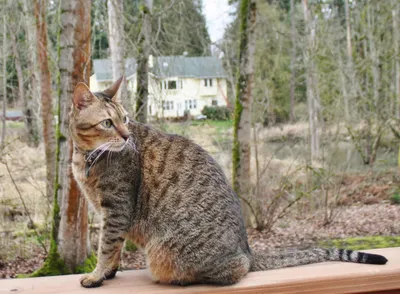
{"left": 1, "top": 248, "right": 400, "bottom": 294}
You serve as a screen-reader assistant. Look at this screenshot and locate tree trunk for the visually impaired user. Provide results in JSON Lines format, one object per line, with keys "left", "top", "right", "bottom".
{"left": 342, "top": 0, "right": 352, "bottom": 121}
{"left": 289, "top": 0, "right": 296, "bottom": 123}
{"left": 108, "top": 0, "right": 129, "bottom": 110}
{"left": 366, "top": 1, "right": 380, "bottom": 113}
{"left": 23, "top": 0, "right": 41, "bottom": 147}
{"left": 34, "top": 0, "right": 55, "bottom": 200}
{"left": 11, "top": 31, "right": 38, "bottom": 145}
{"left": 1, "top": 15, "right": 6, "bottom": 151}
{"left": 393, "top": 0, "right": 400, "bottom": 170}
{"left": 232, "top": 0, "right": 257, "bottom": 228}
{"left": 57, "top": 0, "right": 91, "bottom": 272}
{"left": 345, "top": 0, "right": 353, "bottom": 63}
{"left": 302, "top": 0, "right": 319, "bottom": 161}
{"left": 135, "top": 0, "right": 153, "bottom": 123}
{"left": 393, "top": 1, "right": 400, "bottom": 119}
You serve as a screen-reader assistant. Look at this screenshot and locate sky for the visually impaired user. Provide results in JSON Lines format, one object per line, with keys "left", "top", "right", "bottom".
{"left": 202, "top": 0, "right": 235, "bottom": 43}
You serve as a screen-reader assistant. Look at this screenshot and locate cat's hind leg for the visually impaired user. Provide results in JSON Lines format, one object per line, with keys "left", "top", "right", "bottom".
{"left": 196, "top": 253, "right": 250, "bottom": 286}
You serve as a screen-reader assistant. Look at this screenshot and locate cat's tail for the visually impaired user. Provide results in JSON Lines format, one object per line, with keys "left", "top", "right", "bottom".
{"left": 250, "top": 248, "right": 388, "bottom": 272}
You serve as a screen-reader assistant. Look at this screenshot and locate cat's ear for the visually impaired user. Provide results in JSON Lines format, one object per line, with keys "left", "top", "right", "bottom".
{"left": 73, "top": 83, "right": 96, "bottom": 110}
{"left": 103, "top": 76, "right": 124, "bottom": 104}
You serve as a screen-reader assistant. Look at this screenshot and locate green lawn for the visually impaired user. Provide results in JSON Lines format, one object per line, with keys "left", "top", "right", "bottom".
{"left": 6, "top": 121, "right": 24, "bottom": 129}
{"left": 319, "top": 236, "right": 400, "bottom": 250}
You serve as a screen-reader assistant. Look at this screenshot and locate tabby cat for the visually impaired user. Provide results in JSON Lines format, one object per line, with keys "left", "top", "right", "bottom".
{"left": 70, "top": 77, "right": 388, "bottom": 288}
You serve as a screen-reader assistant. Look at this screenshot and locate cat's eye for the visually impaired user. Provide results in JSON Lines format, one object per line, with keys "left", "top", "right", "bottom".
{"left": 101, "top": 119, "right": 113, "bottom": 128}
{"left": 123, "top": 116, "right": 129, "bottom": 124}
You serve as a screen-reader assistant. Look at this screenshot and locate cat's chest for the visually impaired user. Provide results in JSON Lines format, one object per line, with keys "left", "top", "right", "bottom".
{"left": 72, "top": 152, "right": 103, "bottom": 211}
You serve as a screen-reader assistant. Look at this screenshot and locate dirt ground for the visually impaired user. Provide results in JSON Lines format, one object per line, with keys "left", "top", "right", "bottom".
{"left": 1, "top": 202, "right": 399, "bottom": 278}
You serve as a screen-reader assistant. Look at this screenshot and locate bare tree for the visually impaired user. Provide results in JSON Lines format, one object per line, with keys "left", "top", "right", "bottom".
{"left": 23, "top": 0, "right": 41, "bottom": 146}
{"left": 393, "top": 0, "right": 400, "bottom": 169}
{"left": 10, "top": 22, "right": 38, "bottom": 145}
{"left": 34, "top": 0, "right": 55, "bottom": 200}
{"left": 136, "top": 0, "right": 153, "bottom": 123}
{"left": 108, "top": 0, "right": 128, "bottom": 110}
{"left": 393, "top": 0, "right": 400, "bottom": 119}
{"left": 1, "top": 14, "right": 6, "bottom": 151}
{"left": 289, "top": 0, "right": 296, "bottom": 123}
{"left": 302, "top": 0, "right": 319, "bottom": 161}
{"left": 232, "top": 0, "right": 257, "bottom": 227}
{"left": 342, "top": 0, "right": 351, "bottom": 121}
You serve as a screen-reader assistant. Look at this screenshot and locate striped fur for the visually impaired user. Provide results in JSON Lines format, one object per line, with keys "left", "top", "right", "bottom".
{"left": 251, "top": 248, "right": 387, "bottom": 272}
{"left": 70, "top": 79, "right": 388, "bottom": 288}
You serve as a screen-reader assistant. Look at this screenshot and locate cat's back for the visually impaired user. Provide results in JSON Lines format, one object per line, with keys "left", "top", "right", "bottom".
{"left": 131, "top": 121, "right": 245, "bottom": 233}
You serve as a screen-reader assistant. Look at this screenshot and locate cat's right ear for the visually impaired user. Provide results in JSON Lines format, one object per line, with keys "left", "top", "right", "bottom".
{"left": 73, "top": 83, "right": 96, "bottom": 110}
{"left": 103, "top": 76, "right": 124, "bottom": 103}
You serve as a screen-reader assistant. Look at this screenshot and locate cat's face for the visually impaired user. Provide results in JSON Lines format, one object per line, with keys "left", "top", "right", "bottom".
{"left": 70, "top": 77, "right": 131, "bottom": 153}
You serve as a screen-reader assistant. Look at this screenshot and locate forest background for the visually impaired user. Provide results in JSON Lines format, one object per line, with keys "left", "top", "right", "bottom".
{"left": 0, "top": 0, "right": 400, "bottom": 278}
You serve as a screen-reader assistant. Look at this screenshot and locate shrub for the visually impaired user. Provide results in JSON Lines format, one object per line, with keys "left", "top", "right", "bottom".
{"left": 201, "top": 106, "right": 231, "bottom": 121}
{"left": 390, "top": 192, "right": 400, "bottom": 205}
{"left": 125, "top": 239, "right": 137, "bottom": 252}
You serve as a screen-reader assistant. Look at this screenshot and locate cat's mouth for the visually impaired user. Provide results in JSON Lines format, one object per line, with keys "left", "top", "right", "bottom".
{"left": 107, "top": 138, "right": 130, "bottom": 152}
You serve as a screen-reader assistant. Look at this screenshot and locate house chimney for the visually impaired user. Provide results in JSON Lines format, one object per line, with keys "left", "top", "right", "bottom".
{"left": 149, "top": 54, "right": 154, "bottom": 68}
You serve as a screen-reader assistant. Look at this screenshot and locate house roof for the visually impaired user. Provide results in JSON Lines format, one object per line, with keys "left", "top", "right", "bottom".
{"left": 92, "top": 56, "right": 227, "bottom": 81}
{"left": 93, "top": 58, "right": 137, "bottom": 82}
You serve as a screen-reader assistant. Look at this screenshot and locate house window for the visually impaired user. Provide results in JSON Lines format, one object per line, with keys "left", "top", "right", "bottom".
{"left": 179, "top": 80, "right": 183, "bottom": 89}
{"left": 168, "top": 81, "right": 177, "bottom": 89}
{"left": 185, "top": 99, "right": 197, "bottom": 109}
{"left": 162, "top": 101, "right": 174, "bottom": 110}
{"left": 212, "top": 99, "right": 218, "bottom": 106}
{"left": 204, "top": 79, "right": 213, "bottom": 87}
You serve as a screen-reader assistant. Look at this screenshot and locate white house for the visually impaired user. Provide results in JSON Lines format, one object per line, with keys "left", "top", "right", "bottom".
{"left": 90, "top": 56, "right": 229, "bottom": 119}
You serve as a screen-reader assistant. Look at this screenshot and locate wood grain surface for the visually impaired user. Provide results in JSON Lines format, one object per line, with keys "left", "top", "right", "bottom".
{"left": 0, "top": 248, "right": 399, "bottom": 294}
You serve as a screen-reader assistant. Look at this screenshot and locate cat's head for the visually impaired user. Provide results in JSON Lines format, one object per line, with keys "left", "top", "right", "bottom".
{"left": 70, "top": 77, "right": 131, "bottom": 153}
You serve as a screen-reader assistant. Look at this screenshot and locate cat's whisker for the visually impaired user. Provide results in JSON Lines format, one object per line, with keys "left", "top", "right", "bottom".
{"left": 89, "top": 145, "right": 110, "bottom": 170}
{"left": 86, "top": 142, "right": 112, "bottom": 162}
{"left": 127, "top": 139, "right": 138, "bottom": 153}
{"left": 107, "top": 147, "right": 113, "bottom": 166}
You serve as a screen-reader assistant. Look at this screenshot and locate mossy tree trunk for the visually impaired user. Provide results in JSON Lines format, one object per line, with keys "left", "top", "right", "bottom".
{"left": 108, "top": 0, "right": 129, "bottom": 110}
{"left": 56, "top": 0, "right": 92, "bottom": 273}
{"left": 135, "top": 0, "right": 152, "bottom": 123}
{"left": 232, "top": 0, "right": 256, "bottom": 228}
{"left": 33, "top": 0, "right": 93, "bottom": 276}
{"left": 34, "top": 0, "right": 56, "bottom": 200}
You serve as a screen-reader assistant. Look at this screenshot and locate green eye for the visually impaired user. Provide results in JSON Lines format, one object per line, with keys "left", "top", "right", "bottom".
{"left": 101, "top": 119, "right": 113, "bottom": 128}
{"left": 123, "top": 116, "right": 129, "bottom": 124}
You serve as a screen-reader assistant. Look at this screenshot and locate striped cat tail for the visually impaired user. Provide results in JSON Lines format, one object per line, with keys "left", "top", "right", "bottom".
{"left": 250, "top": 248, "right": 388, "bottom": 272}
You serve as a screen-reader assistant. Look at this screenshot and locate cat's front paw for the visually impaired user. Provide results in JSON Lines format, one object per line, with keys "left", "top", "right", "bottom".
{"left": 80, "top": 273, "right": 104, "bottom": 288}
{"left": 104, "top": 267, "right": 119, "bottom": 280}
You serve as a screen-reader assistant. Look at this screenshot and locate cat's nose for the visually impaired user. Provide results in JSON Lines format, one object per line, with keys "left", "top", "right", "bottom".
{"left": 122, "top": 134, "right": 129, "bottom": 141}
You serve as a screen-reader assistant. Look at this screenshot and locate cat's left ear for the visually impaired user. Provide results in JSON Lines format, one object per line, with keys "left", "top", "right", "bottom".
{"left": 73, "top": 83, "right": 96, "bottom": 110}
{"left": 103, "top": 76, "right": 125, "bottom": 104}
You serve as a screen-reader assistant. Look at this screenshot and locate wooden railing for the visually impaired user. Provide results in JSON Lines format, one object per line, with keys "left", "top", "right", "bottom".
{"left": 1, "top": 247, "right": 399, "bottom": 294}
